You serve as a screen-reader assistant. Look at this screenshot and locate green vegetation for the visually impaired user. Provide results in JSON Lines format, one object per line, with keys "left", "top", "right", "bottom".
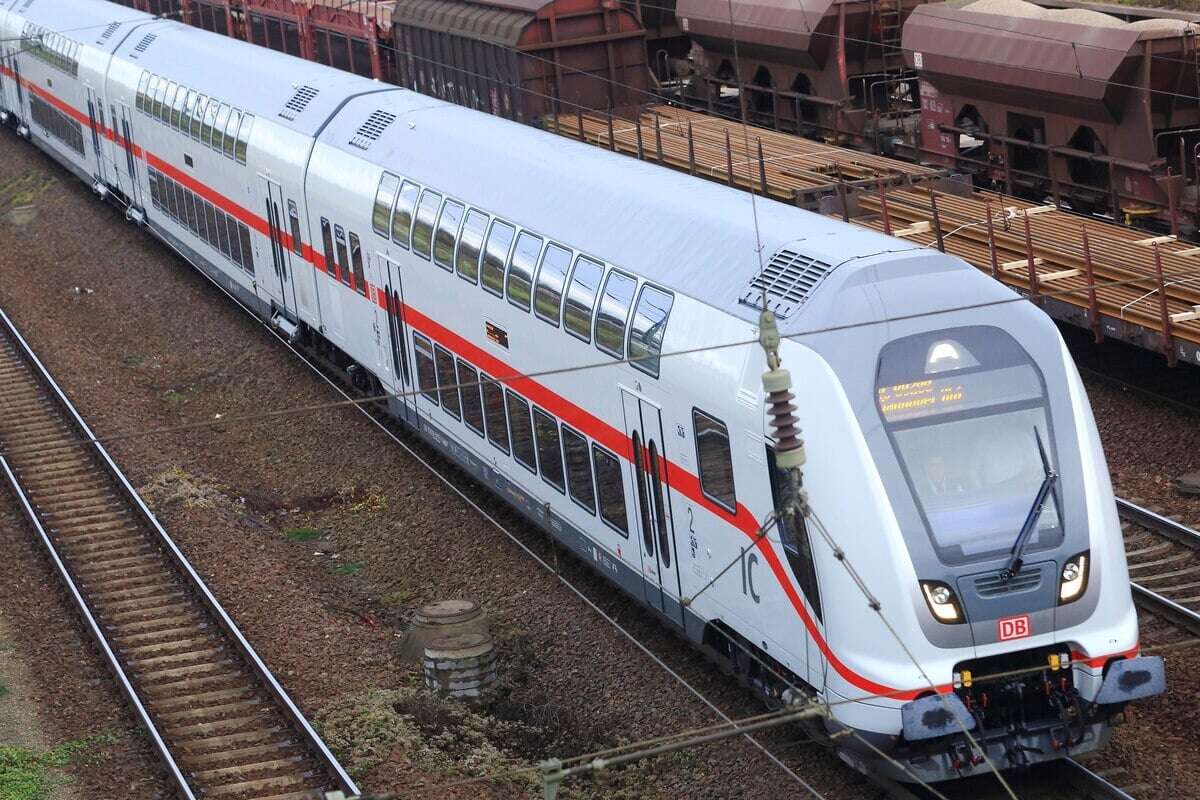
{"left": 334, "top": 561, "right": 364, "bottom": 575}
{"left": 0, "top": 682, "right": 8, "bottom": 699}
{"left": 285, "top": 527, "right": 322, "bottom": 542}
{"left": 0, "top": 736, "right": 111, "bottom": 800}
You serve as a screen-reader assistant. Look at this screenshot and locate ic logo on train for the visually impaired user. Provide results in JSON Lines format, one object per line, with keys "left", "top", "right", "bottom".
{"left": 998, "top": 614, "right": 1031, "bottom": 642}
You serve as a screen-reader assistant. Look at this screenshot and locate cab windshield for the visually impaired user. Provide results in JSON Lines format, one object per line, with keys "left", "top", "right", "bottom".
{"left": 876, "top": 327, "right": 1063, "bottom": 564}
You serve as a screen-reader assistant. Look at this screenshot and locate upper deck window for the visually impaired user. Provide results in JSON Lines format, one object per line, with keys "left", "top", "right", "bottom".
{"left": 534, "top": 243, "right": 571, "bottom": 326}
{"left": 595, "top": 270, "right": 636, "bottom": 358}
{"left": 412, "top": 190, "right": 442, "bottom": 260}
{"left": 629, "top": 285, "right": 674, "bottom": 378}
{"left": 373, "top": 173, "right": 400, "bottom": 238}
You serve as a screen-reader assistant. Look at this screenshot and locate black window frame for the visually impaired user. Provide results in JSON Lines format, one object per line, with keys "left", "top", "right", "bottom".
{"left": 534, "top": 242, "right": 572, "bottom": 327}
{"left": 349, "top": 232, "right": 367, "bottom": 296}
{"left": 506, "top": 230, "right": 542, "bottom": 312}
{"left": 481, "top": 218, "right": 515, "bottom": 297}
{"left": 692, "top": 408, "right": 737, "bottom": 512}
{"left": 334, "top": 224, "right": 351, "bottom": 286}
{"left": 320, "top": 217, "right": 336, "bottom": 278}
{"left": 562, "top": 425, "right": 596, "bottom": 515}
{"left": 287, "top": 199, "right": 303, "bottom": 257}
{"left": 411, "top": 189, "right": 442, "bottom": 261}
{"left": 593, "top": 444, "right": 629, "bottom": 536}
{"left": 532, "top": 408, "right": 565, "bottom": 493}
{"left": 456, "top": 208, "right": 487, "bottom": 285}
{"left": 564, "top": 255, "right": 604, "bottom": 343}
{"left": 628, "top": 284, "right": 675, "bottom": 379}
{"left": 372, "top": 171, "right": 400, "bottom": 238}
{"left": 413, "top": 333, "right": 439, "bottom": 403}
{"left": 433, "top": 199, "right": 466, "bottom": 272}
{"left": 391, "top": 180, "right": 420, "bottom": 249}
{"left": 505, "top": 390, "right": 537, "bottom": 474}
{"left": 595, "top": 269, "right": 638, "bottom": 359}
{"left": 434, "top": 344, "right": 461, "bottom": 420}
{"left": 457, "top": 359, "right": 485, "bottom": 436}
{"left": 481, "top": 374, "right": 510, "bottom": 454}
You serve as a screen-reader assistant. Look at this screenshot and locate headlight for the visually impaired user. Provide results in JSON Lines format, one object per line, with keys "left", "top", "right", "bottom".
{"left": 920, "top": 580, "right": 965, "bottom": 624}
{"left": 1059, "top": 551, "right": 1090, "bottom": 604}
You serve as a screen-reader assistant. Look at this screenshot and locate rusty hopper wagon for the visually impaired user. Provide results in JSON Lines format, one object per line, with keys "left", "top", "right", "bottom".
{"left": 390, "top": 0, "right": 649, "bottom": 125}
{"left": 905, "top": 0, "right": 1200, "bottom": 233}
{"left": 675, "top": 0, "right": 928, "bottom": 143}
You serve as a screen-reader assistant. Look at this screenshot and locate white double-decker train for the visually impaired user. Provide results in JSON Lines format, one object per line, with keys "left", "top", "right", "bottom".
{"left": 0, "top": 0, "right": 1164, "bottom": 783}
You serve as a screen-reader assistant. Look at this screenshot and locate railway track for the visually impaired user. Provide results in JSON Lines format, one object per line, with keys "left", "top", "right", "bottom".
{"left": 0, "top": 306, "right": 357, "bottom": 800}
{"left": 1117, "top": 498, "right": 1200, "bottom": 638}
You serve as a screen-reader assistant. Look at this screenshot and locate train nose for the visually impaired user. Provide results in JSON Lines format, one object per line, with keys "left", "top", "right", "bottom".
{"left": 954, "top": 560, "right": 1057, "bottom": 646}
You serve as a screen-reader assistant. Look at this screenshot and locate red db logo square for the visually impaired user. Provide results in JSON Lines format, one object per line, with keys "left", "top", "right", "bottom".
{"left": 998, "top": 615, "right": 1031, "bottom": 641}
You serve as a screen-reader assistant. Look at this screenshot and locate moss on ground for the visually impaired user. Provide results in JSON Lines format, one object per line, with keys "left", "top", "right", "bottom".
{"left": 0, "top": 736, "right": 112, "bottom": 800}
{"left": 285, "top": 527, "right": 323, "bottom": 542}
{"left": 0, "top": 171, "right": 56, "bottom": 218}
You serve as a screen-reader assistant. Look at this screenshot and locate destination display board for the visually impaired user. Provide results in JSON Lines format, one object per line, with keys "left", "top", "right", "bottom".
{"left": 877, "top": 365, "right": 1042, "bottom": 423}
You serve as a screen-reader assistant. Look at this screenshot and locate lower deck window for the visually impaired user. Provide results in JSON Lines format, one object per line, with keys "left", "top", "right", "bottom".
{"left": 593, "top": 446, "right": 629, "bottom": 535}
{"left": 29, "top": 95, "right": 84, "bottom": 156}
{"left": 482, "top": 375, "right": 509, "bottom": 453}
{"left": 435, "top": 345, "right": 460, "bottom": 419}
{"left": 506, "top": 391, "right": 536, "bottom": 473}
{"left": 458, "top": 360, "right": 484, "bottom": 435}
{"left": 693, "top": 409, "right": 736, "bottom": 511}
{"left": 533, "top": 409, "right": 565, "bottom": 492}
{"left": 413, "top": 334, "right": 438, "bottom": 403}
{"left": 562, "top": 426, "right": 596, "bottom": 514}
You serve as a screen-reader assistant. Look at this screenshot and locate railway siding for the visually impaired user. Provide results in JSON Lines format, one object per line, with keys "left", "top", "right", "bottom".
{"left": 548, "top": 106, "right": 1200, "bottom": 367}
{"left": 0, "top": 306, "right": 357, "bottom": 800}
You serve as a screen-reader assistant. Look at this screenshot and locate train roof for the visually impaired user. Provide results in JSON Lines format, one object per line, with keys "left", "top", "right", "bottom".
{"left": 4, "top": 0, "right": 148, "bottom": 54}
{"left": 314, "top": 91, "right": 1015, "bottom": 334}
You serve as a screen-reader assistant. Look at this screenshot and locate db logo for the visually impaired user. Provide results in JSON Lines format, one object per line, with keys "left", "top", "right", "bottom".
{"left": 998, "top": 614, "right": 1032, "bottom": 641}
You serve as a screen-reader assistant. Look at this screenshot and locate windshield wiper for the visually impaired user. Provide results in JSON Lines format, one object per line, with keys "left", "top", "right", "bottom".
{"left": 1000, "top": 427, "right": 1058, "bottom": 582}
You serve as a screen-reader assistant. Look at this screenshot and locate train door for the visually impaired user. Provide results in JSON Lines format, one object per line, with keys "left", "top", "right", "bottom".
{"left": 115, "top": 102, "right": 143, "bottom": 209}
{"left": 85, "top": 86, "right": 113, "bottom": 185}
{"left": 379, "top": 253, "right": 415, "bottom": 422}
{"left": 621, "top": 389, "right": 684, "bottom": 625}
{"left": 257, "top": 175, "right": 299, "bottom": 319}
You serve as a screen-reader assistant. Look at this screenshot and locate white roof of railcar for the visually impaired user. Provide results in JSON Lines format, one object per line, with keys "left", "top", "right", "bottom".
{"left": 7, "top": 0, "right": 149, "bottom": 54}
{"left": 314, "top": 91, "right": 961, "bottom": 330}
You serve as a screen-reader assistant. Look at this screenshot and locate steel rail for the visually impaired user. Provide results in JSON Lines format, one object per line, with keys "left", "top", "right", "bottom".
{"left": 0, "top": 305, "right": 359, "bottom": 799}
{"left": 1116, "top": 497, "right": 1200, "bottom": 637}
{"left": 1061, "top": 758, "right": 1139, "bottom": 800}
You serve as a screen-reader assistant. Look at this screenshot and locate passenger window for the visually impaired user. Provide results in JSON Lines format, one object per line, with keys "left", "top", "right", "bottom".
{"left": 160, "top": 82, "right": 176, "bottom": 124}
{"left": 534, "top": 243, "right": 571, "bottom": 326}
{"left": 223, "top": 109, "right": 241, "bottom": 159}
{"left": 391, "top": 180, "right": 419, "bottom": 248}
{"left": 769, "top": 447, "right": 822, "bottom": 621}
{"left": 562, "top": 427, "right": 596, "bottom": 513}
{"left": 693, "top": 410, "right": 736, "bottom": 510}
{"left": 458, "top": 360, "right": 485, "bottom": 436}
{"left": 411, "top": 190, "right": 441, "bottom": 260}
{"left": 235, "top": 114, "right": 253, "bottom": 164}
{"left": 456, "top": 209, "right": 487, "bottom": 284}
{"left": 372, "top": 173, "right": 400, "bottom": 238}
{"left": 435, "top": 345, "right": 460, "bottom": 419}
{"left": 213, "top": 104, "right": 231, "bottom": 153}
{"left": 413, "top": 334, "right": 438, "bottom": 403}
{"left": 216, "top": 210, "right": 232, "bottom": 258}
{"left": 482, "top": 375, "right": 509, "bottom": 454}
{"left": 433, "top": 200, "right": 465, "bottom": 271}
{"left": 349, "top": 232, "right": 367, "bottom": 295}
{"left": 172, "top": 86, "right": 188, "bottom": 129}
{"left": 334, "top": 225, "right": 350, "bottom": 285}
{"left": 182, "top": 90, "right": 198, "bottom": 130}
{"left": 190, "top": 95, "right": 207, "bottom": 140}
{"left": 564, "top": 256, "right": 603, "bottom": 342}
{"left": 201, "top": 101, "right": 219, "bottom": 147}
{"left": 239, "top": 225, "right": 254, "bottom": 275}
{"left": 481, "top": 220, "right": 515, "bottom": 297}
{"left": 136, "top": 72, "right": 150, "bottom": 112}
{"left": 287, "top": 200, "right": 303, "bottom": 256}
{"left": 506, "top": 391, "right": 537, "bottom": 473}
{"left": 593, "top": 446, "right": 629, "bottom": 535}
{"left": 595, "top": 270, "right": 637, "bottom": 358}
{"left": 533, "top": 409, "right": 565, "bottom": 492}
{"left": 205, "top": 203, "right": 220, "bottom": 250}
{"left": 152, "top": 77, "right": 167, "bottom": 119}
{"left": 506, "top": 232, "right": 542, "bottom": 311}
{"left": 320, "top": 218, "right": 336, "bottom": 277}
{"left": 629, "top": 285, "right": 674, "bottom": 378}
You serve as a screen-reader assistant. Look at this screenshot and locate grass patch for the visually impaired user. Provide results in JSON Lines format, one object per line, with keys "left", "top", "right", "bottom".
{"left": 0, "top": 736, "right": 110, "bottom": 800}
{"left": 285, "top": 527, "right": 322, "bottom": 542}
{"left": 334, "top": 562, "right": 363, "bottom": 575}
{"left": 163, "top": 389, "right": 187, "bottom": 404}
{"left": 0, "top": 682, "right": 8, "bottom": 699}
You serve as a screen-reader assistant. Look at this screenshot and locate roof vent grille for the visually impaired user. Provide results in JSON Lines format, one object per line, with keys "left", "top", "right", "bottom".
{"left": 279, "top": 85, "right": 319, "bottom": 121}
{"left": 98, "top": 22, "right": 121, "bottom": 42}
{"left": 740, "top": 248, "right": 833, "bottom": 318}
{"left": 349, "top": 109, "right": 396, "bottom": 150}
{"left": 132, "top": 33, "right": 157, "bottom": 55}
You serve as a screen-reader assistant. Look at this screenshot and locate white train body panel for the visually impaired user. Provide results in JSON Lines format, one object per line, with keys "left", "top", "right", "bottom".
{"left": 0, "top": 0, "right": 1161, "bottom": 783}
